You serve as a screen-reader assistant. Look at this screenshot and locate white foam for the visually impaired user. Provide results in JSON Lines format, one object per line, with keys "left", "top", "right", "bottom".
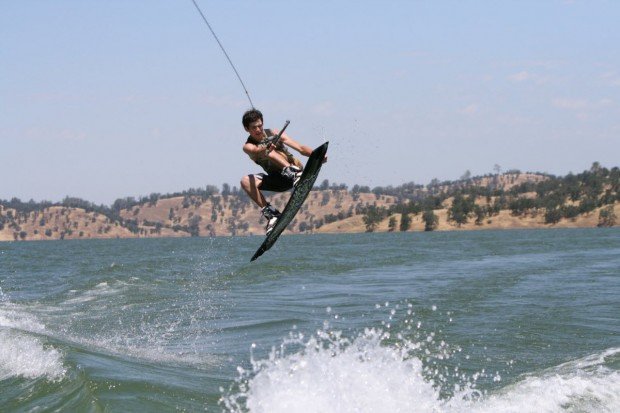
{"left": 459, "top": 348, "right": 620, "bottom": 413}
{"left": 2, "top": 285, "right": 219, "bottom": 372}
{"left": 0, "top": 329, "right": 66, "bottom": 381}
{"left": 0, "top": 301, "right": 47, "bottom": 333}
{"left": 223, "top": 328, "right": 444, "bottom": 413}
{"left": 61, "top": 281, "right": 125, "bottom": 306}
{"left": 223, "top": 327, "right": 620, "bottom": 413}
{"left": 0, "top": 290, "right": 65, "bottom": 381}
{"left": 74, "top": 334, "right": 220, "bottom": 368}
{"left": 459, "top": 368, "right": 620, "bottom": 413}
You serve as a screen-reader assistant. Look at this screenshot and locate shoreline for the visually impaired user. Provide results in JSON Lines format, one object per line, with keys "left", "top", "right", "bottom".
{"left": 1, "top": 204, "right": 617, "bottom": 243}
{"left": 2, "top": 169, "right": 618, "bottom": 242}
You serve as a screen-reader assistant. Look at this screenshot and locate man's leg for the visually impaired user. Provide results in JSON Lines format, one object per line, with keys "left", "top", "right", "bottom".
{"left": 241, "top": 173, "right": 283, "bottom": 235}
{"left": 240, "top": 174, "right": 267, "bottom": 208}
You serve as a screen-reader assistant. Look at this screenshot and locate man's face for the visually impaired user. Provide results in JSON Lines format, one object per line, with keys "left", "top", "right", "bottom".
{"left": 245, "top": 120, "right": 264, "bottom": 140}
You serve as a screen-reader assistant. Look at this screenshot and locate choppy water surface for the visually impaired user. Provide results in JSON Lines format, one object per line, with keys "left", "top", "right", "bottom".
{"left": 1, "top": 228, "right": 619, "bottom": 412}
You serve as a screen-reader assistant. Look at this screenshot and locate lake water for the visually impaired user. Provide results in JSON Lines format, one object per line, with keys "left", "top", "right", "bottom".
{"left": 1, "top": 228, "right": 619, "bottom": 412}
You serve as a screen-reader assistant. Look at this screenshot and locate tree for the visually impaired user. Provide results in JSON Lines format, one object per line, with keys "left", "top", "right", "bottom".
{"left": 321, "top": 192, "right": 331, "bottom": 206}
{"left": 448, "top": 194, "right": 475, "bottom": 226}
{"left": 124, "top": 219, "right": 140, "bottom": 233}
{"left": 298, "top": 221, "right": 310, "bottom": 232}
{"left": 509, "top": 197, "right": 537, "bottom": 216}
{"left": 562, "top": 205, "right": 580, "bottom": 220}
{"left": 460, "top": 170, "right": 472, "bottom": 181}
{"left": 400, "top": 213, "right": 411, "bottom": 232}
{"left": 188, "top": 215, "right": 202, "bottom": 236}
{"left": 148, "top": 193, "right": 161, "bottom": 206}
{"left": 598, "top": 206, "right": 617, "bottom": 227}
{"left": 362, "top": 205, "right": 386, "bottom": 232}
{"left": 601, "top": 189, "right": 616, "bottom": 205}
{"left": 226, "top": 217, "right": 238, "bottom": 236}
{"left": 388, "top": 216, "right": 397, "bottom": 232}
{"left": 579, "top": 197, "right": 598, "bottom": 214}
{"left": 324, "top": 213, "right": 338, "bottom": 224}
{"left": 422, "top": 210, "right": 438, "bottom": 231}
{"left": 474, "top": 205, "right": 485, "bottom": 225}
{"left": 544, "top": 208, "right": 562, "bottom": 224}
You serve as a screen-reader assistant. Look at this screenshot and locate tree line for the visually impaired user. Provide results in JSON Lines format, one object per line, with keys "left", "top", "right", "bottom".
{"left": 356, "top": 162, "right": 619, "bottom": 232}
{"left": 2, "top": 163, "right": 618, "bottom": 237}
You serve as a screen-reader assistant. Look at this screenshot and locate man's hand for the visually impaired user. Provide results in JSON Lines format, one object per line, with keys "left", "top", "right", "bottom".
{"left": 258, "top": 141, "right": 275, "bottom": 153}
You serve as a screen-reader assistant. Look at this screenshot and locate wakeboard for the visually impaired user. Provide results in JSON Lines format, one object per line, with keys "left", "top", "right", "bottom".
{"left": 251, "top": 141, "right": 329, "bottom": 261}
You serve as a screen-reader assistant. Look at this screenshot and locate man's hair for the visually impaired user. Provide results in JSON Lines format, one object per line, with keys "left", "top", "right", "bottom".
{"left": 242, "top": 109, "right": 263, "bottom": 128}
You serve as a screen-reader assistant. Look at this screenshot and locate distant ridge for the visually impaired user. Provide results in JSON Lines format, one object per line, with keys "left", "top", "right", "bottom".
{"left": 1, "top": 164, "right": 618, "bottom": 241}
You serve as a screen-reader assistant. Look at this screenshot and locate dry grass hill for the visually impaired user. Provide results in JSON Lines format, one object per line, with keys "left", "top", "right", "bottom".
{"left": 117, "top": 191, "right": 398, "bottom": 237}
{"left": 0, "top": 206, "right": 135, "bottom": 241}
{"left": 1, "top": 167, "right": 618, "bottom": 242}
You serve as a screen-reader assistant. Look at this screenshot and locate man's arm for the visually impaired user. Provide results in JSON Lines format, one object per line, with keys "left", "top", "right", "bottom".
{"left": 243, "top": 141, "right": 265, "bottom": 157}
{"left": 274, "top": 130, "right": 328, "bottom": 164}
{"left": 272, "top": 129, "right": 312, "bottom": 157}
{"left": 243, "top": 141, "right": 292, "bottom": 169}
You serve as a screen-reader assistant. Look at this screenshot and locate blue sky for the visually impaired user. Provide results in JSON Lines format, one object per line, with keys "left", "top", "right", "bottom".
{"left": 2, "top": 1, "right": 619, "bottom": 205}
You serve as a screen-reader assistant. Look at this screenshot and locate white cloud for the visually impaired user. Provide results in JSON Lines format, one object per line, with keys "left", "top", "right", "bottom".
{"left": 601, "top": 71, "right": 620, "bottom": 87}
{"left": 509, "top": 71, "right": 532, "bottom": 82}
{"left": 459, "top": 104, "right": 479, "bottom": 116}
{"left": 551, "top": 97, "right": 615, "bottom": 122}
{"left": 552, "top": 98, "right": 614, "bottom": 111}
{"left": 22, "top": 127, "right": 88, "bottom": 142}
{"left": 552, "top": 98, "right": 588, "bottom": 110}
{"left": 508, "top": 70, "right": 549, "bottom": 84}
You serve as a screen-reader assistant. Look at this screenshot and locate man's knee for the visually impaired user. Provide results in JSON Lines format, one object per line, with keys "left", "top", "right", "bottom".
{"left": 241, "top": 174, "right": 260, "bottom": 190}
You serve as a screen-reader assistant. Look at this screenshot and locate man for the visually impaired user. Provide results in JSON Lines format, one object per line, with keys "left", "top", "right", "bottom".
{"left": 240, "top": 108, "right": 325, "bottom": 235}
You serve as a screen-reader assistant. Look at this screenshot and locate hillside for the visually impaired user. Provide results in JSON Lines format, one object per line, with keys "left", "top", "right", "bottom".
{"left": 117, "top": 190, "right": 397, "bottom": 237}
{"left": 0, "top": 206, "right": 136, "bottom": 241}
{"left": 1, "top": 164, "right": 618, "bottom": 242}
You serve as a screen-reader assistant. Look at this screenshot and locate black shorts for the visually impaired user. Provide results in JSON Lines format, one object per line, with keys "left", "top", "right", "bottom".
{"left": 255, "top": 172, "right": 293, "bottom": 192}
